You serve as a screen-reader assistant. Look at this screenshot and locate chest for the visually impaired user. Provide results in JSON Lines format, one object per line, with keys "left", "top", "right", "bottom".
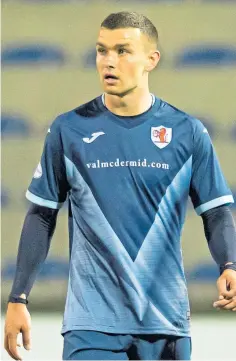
{"left": 65, "top": 122, "right": 192, "bottom": 195}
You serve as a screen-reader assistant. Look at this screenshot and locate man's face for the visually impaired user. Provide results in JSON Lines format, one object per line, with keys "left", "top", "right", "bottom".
{"left": 96, "top": 27, "right": 157, "bottom": 96}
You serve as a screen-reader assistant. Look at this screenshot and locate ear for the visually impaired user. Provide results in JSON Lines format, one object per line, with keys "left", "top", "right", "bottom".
{"left": 145, "top": 50, "right": 160, "bottom": 72}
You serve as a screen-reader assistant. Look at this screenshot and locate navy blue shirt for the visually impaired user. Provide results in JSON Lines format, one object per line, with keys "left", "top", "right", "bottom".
{"left": 26, "top": 95, "right": 234, "bottom": 336}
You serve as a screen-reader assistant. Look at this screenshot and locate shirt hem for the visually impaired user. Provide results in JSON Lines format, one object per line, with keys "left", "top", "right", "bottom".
{"left": 61, "top": 324, "right": 191, "bottom": 337}
{"left": 26, "top": 190, "right": 63, "bottom": 209}
{"left": 195, "top": 195, "right": 234, "bottom": 215}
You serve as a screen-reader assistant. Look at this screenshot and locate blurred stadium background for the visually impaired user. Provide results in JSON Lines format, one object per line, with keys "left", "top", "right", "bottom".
{"left": 1, "top": 0, "right": 236, "bottom": 360}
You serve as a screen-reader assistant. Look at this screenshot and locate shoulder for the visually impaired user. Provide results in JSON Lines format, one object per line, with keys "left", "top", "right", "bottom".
{"left": 158, "top": 97, "right": 205, "bottom": 133}
{"left": 50, "top": 95, "right": 105, "bottom": 132}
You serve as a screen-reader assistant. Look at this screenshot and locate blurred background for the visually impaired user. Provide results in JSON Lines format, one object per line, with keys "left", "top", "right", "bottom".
{"left": 1, "top": 0, "right": 236, "bottom": 360}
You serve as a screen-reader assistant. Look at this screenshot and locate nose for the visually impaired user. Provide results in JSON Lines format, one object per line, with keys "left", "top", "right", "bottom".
{"left": 104, "top": 51, "right": 117, "bottom": 69}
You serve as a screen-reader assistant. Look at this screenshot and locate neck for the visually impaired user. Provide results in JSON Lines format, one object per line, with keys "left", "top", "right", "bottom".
{"left": 104, "top": 87, "right": 153, "bottom": 116}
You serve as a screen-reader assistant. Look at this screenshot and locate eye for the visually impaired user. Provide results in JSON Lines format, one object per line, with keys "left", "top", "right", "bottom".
{"left": 118, "top": 48, "right": 127, "bottom": 55}
{"left": 97, "top": 48, "right": 106, "bottom": 54}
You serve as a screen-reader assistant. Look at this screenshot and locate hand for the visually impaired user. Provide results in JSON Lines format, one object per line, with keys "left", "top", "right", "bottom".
{"left": 4, "top": 303, "right": 32, "bottom": 360}
{"left": 213, "top": 269, "right": 236, "bottom": 311}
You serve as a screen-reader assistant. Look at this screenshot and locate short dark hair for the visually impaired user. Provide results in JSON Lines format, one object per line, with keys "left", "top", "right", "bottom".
{"left": 101, "top": 11, "right": 158, "bottom": 47}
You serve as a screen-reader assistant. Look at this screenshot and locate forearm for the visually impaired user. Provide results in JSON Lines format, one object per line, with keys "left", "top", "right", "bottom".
{"left": 201, "top": 205, "right": 236, "bottom": 269}
{"left": 9, "top": 203, "right": 58, "bottom": 299}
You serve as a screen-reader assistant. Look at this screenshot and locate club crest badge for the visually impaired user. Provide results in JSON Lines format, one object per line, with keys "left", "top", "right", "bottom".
{"left": 151, "top": 126, "right": 172, "bottom": 149}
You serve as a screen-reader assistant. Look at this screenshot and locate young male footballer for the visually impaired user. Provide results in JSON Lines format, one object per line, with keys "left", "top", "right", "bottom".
{"left": 4, "top": 11, "right": 236, "bottom": 361}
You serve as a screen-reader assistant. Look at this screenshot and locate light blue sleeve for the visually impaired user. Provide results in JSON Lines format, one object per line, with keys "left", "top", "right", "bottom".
{"left": 26, "top": 118, "right": 70, "bottom": 209}
{"left": 189, "top": 119, "right": 234, "bottom": 215}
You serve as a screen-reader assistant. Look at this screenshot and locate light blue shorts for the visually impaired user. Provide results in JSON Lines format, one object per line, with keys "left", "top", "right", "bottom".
{"left": 63, "top": 330, "right": 191, "bottom": 360}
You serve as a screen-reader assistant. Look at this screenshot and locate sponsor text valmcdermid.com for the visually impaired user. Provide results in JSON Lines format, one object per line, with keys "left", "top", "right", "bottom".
{"left": 86, "top": 158, "right": 170, "bottom": 170}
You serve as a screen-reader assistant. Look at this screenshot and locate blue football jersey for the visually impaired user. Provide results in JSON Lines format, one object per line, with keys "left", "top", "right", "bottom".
{"left": 26, "top": 95, "right": 234, "bottom": 336}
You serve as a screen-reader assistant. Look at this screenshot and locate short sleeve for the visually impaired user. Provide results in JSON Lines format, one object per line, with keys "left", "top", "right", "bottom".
{"left": 26, "top": 119, "right": 70, "bottom": 209}
{"left": 189, "top": 120, "right": 234, "bottom": 215}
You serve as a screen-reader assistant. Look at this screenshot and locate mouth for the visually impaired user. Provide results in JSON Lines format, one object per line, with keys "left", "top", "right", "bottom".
{"left": 104, "top": 74, "right": 119, "bottom": 80}
{"left": 103, "top": 74, "right": 119, "bottom": 84}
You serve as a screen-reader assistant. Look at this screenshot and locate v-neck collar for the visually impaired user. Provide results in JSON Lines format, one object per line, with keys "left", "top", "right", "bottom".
{"left": 98, "top": 93, "right": 162, "bottom": 129}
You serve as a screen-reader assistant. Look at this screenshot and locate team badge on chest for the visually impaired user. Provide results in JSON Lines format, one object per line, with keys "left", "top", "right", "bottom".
{"left": 151, "top": 126, "right": 172, "bottom": 149}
